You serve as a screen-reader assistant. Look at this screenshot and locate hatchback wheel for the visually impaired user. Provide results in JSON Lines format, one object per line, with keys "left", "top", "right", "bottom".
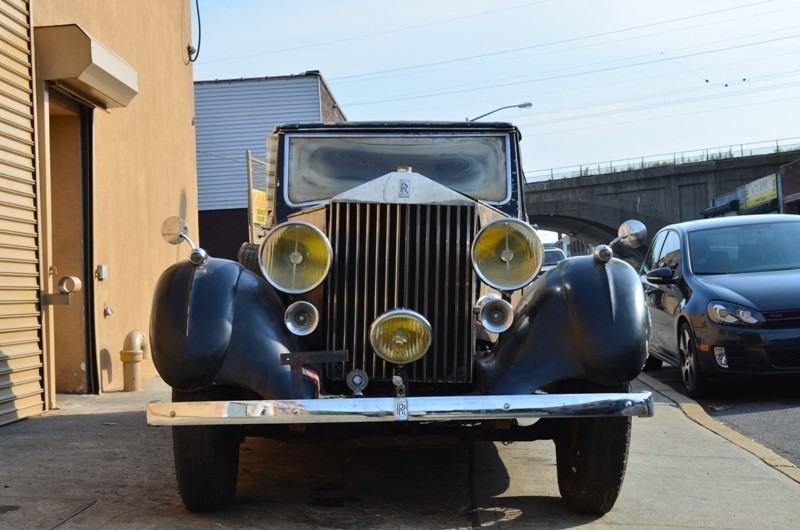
{"left": 678, "top": 323, "right": 707, "bottom": 398}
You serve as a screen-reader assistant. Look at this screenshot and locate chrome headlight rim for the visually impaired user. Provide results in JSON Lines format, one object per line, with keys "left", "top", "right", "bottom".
{"left": 258, "top": 221, "right": 332, "bottom": 294}
{"left": 471, "top": 217, "right": 543, "bottom": 291}
{"left": 369, "top": 308, "right": 432, "bottom": 365}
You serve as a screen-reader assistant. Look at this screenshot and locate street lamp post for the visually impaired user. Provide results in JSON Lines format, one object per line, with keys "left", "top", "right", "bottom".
{"left": 467, "top": 102, "right": 532, "bottom": 122}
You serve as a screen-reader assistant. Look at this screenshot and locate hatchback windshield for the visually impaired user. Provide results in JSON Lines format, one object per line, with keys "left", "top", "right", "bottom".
{"left": 285, "top": 134, "right": 510, "bottom": 205}
{"left": 543, "top": 248, "right": 567, "bottom": 266}
{"left": 689, "top": 220, "right": 800, "bottom": 274}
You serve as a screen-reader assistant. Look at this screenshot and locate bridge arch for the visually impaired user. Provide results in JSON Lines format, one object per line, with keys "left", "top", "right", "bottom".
{"left": 524, "top": 149, "right": 800, "bottom": 265}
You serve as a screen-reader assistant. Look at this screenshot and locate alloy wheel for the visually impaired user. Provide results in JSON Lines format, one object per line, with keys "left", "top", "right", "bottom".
{"left": 678, "top": 324, "right": 701, "bottom": 396}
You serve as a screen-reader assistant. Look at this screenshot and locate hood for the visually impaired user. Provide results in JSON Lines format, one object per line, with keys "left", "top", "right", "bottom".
{"left": 695, "top": 269, "right": 800, "bottom": 310}
{"left": 330, "top": 170, "right": 475, "bottom": 206}
{"left": 328, "top": 170, "right": 515, "bottom": 228}
{"left": 290, "top": 170, "right": 514, "bottom": 231}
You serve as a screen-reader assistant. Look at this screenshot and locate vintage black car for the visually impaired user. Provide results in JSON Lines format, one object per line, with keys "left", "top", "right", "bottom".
{"left": 147, "top": 121, "right": 654, "bottom": 514}
{"left": 640, "top": 213, "right": 800, "bottom": 397}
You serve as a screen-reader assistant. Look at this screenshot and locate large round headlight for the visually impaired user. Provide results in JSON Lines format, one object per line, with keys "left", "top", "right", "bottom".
{"left": 471, "top": 218, "right": 543, "bottom": 291}
{"left": 259, "top": 221, "right": 332, "bottom": 293}
{"left": 369, "top": 309, "right": 432, "bottom": 365}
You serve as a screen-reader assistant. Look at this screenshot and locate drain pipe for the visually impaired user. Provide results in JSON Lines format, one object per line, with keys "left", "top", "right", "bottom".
{"left": 120, "top": 330, "right": 149, "bottom": 391}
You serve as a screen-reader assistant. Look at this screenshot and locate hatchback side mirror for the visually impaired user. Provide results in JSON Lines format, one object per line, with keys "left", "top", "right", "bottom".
{"left": 645, "top": 266, "right": 675, "bottom": 285}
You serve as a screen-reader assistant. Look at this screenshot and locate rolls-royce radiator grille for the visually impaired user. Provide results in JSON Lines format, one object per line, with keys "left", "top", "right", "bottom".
{"left": 325, "top": 202, "right": 477, "bottom": 384}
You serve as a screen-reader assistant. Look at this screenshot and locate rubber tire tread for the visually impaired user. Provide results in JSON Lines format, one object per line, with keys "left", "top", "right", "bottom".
{"left": 172, "top": 387, "right": 242, "bottom": 512}
{"left": 237, "top": 242, "right": 261, "bottom": 276}
{"left": 555, "top": 382, "right": 632, "bottom": 514}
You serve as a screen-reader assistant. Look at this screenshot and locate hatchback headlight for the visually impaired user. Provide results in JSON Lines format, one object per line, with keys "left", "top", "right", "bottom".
{"left": 259, "top": 221, "right": 332, "bottom": 293}
{"left": 707, "top": 301, "right": 764, "bottom": 326}
{"left": 471, "top": 218, "right": 543, "bottom": 291}
{"left": 369, "top": 309, "right": 432, "bottom": 365}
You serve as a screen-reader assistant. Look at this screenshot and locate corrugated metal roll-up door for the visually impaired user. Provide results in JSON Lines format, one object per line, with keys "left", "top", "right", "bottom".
{"left": 0, "top": 0, "right": 42, "bottom": 425}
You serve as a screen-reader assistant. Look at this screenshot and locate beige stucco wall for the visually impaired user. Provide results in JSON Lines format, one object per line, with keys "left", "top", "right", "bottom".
{"left": 34, "top": 0, "right": 198, "bottom": 391}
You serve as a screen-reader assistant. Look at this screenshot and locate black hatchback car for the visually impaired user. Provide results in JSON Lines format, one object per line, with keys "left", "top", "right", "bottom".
{"left": 640, "top": 214, "right": 800, "bottom": 397}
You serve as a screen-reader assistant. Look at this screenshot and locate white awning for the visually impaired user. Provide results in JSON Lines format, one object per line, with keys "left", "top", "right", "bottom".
{"left": 34, "top": 24, "right": 138, "bottom": 109}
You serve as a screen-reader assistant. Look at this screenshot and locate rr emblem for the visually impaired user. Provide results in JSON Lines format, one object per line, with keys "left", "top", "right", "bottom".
{"left": 399, "top": 178, "right": 410, "bottom": 198}
{"left": 395, "top": 398, "right": 409, "bottom": 421}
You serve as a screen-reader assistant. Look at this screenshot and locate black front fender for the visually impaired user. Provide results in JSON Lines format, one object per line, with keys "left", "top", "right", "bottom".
{"left": 150, "top": 257, "right": 315, "bottom": 398}
{"left": 478, "top": 255, "right": 648, "bottom": 394}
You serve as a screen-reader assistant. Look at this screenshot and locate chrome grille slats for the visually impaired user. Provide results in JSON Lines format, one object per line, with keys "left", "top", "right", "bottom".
{"left": 325, "top": 202, "right": 476, "bottom": 384}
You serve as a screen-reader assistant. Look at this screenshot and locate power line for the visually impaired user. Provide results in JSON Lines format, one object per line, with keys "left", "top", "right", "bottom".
{"left": 348, "top": 24, "right": 800, "bottom": 114}
{"left": 413, "top": 22, "right": 800, "bottom": 95}
{"left": 341, "top": 32, "right": 800, "bottom": 107}
{"left": 330, "top": 11, "right": 800, "bottom": 87}
{"left": 516, "top": 66, "right": 800, "bottom": 122}
{"left": 379, "top": 62, "right": 800, "bottom": 123}
{"left": 329, "top": 0, "right": 777, "bottom": 82}
{"left": 518, "top": 79, "right": 800, "bottom": 127}
{"left": 198, "top": 0, "right": 555, "bottom": 64}
{"left": 520, "top": 93, "right": 800, "bottom": 143}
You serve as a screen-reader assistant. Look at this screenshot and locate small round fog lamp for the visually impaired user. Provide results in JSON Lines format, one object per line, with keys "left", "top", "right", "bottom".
{"left": 369, "top": 309, "right": 432, "bottom": 365}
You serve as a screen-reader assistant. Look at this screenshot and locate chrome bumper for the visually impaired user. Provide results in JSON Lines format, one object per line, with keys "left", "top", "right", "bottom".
{"left": 147, "top": 391, "right": 654, "bottom": 426}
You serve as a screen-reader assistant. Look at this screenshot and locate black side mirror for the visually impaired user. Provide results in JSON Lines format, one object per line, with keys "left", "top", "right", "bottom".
{"left": 645, "top": 266, "right": 675, "bottom": 285}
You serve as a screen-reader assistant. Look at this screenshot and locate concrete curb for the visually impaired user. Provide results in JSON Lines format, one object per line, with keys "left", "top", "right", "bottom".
{"left": 638, "top": 372, "right": 800, "bottom": 484}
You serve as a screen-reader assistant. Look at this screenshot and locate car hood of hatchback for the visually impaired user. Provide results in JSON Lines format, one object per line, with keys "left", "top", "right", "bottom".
{"left": 695, "top": 268, "right": 800, "bottom": 310}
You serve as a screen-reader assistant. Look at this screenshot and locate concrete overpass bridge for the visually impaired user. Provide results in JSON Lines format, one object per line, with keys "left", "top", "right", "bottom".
{"left": 524, "top": 147, "right": 800, "bottom": 265}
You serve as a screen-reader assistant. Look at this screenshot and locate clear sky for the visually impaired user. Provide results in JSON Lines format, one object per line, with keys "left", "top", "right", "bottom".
{"left": 190, "top": 0, "right": 799, "bottom": 183}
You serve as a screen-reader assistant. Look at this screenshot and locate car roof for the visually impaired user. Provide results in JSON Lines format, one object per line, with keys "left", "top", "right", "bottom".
{"left": 273, "top": 121, "right": 521, "bottom": 135}
{"left": 660, "top": 213, "right": 800, "bottom": 234}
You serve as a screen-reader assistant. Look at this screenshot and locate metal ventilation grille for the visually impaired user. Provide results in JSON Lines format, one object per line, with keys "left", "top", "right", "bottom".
{"left": 325, "top": 202, "right": 476, "bottom": 384}
{"left": 762, "top": 309, "right": 800, "bottom": 329}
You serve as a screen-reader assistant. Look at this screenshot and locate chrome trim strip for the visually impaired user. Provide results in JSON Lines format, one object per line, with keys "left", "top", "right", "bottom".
{"left": 147, "top": 392, "right": 654, "bottom": 426}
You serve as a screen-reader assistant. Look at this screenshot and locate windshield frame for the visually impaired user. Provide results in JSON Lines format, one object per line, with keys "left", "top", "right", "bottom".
{"left": 281, "top": 131, "right": 514, "bottom": 208}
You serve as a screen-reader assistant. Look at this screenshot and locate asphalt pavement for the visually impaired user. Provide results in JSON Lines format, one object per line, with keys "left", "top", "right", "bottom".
{"left": 1, "top": 375, "right": 799, "bottom": 529}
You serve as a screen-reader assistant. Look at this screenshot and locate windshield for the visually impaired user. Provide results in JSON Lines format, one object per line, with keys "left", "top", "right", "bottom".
{"left": 543, "top": 248, "right": 566, "bottom": 265}
{"left": 284, "top": 134, "right": 511, "bottom": 205}
{"left": 689, "top": 220, "right": 800, "bottom": 274}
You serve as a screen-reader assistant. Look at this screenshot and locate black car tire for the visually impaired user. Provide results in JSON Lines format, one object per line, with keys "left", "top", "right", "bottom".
{"left": 678, "top": 322, "right": 707, "bottom": 398}
{"left": 555, "top": 382, "right": 631, "bottom": 514}
{"left": 237, "top": 242, "right": 261, "bottom": 276}
{"left": 172, "top": 387, "right": 243, "bottom": 512}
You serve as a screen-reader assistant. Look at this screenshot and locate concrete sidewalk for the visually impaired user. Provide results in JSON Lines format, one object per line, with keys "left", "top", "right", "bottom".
{"left": 0, "top": 376, "right": 799, "bottom": 529}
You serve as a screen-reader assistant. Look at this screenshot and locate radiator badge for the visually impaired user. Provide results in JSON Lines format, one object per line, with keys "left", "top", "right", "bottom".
{"left": 399, "top": 178, "right": 411, "bottom": 198}
{"left": 394, "top": 397, "right": 409, "bottom": 421}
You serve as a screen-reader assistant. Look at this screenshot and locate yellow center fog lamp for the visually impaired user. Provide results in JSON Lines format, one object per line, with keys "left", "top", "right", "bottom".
{"left": 259, "top": 221, "right": 332, "bottom": 293}
{"left": 369, "top": 309, "right": 432, "bottom": 365}
{"left": 471, "top": 218, "right": 543, "bottom": 291}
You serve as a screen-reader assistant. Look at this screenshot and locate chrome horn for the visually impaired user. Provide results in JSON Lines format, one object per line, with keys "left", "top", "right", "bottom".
{"left": 284, "top": 301, "right": 319, "bottom": 336}
{"left": 475, "top": 293, "right": 514, "bottom": 334}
